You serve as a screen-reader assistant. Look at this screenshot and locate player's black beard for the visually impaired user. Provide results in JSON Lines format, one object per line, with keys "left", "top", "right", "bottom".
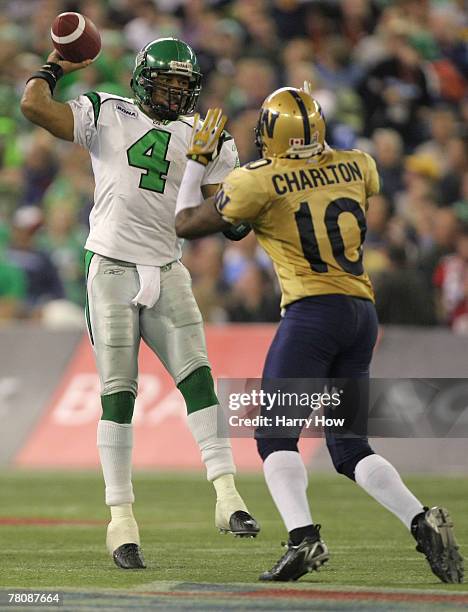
{"left": 147, "top": 102, "right": 179, "bottom": 121}
{"left": 148, "top": 85, "right": 190, "bottom": 121}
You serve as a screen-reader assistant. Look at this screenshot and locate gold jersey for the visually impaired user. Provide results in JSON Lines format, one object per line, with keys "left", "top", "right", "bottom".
{"left": 215, "top": 148, "right": 379, "bottom": 308}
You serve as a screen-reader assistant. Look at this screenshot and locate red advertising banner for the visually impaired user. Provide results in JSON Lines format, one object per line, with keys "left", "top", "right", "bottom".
{"left": 15, "top": 326, "right": 322, "bottom": 470}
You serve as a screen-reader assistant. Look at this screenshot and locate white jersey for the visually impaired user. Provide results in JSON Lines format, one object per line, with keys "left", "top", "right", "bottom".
{"left": 68, "top": 92, "right": 239, "bottom": 265}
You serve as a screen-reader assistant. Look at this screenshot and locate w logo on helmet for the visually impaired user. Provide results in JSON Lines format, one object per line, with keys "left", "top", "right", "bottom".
{"left": 259, "top": 109, "right": 279, "bottom": 138}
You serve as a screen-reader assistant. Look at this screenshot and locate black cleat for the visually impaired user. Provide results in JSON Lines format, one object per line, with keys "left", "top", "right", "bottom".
{"left": 260, "top": 526, "right": 329, "bottom": 582}
{"left": 219, "top": 511, "right": 260, "bottom": 538}
{"left": 412, "top": 506, "right": 464, "bottom": 583}
{"left": 112, "top": 543, "right": 146, "bottom": 569}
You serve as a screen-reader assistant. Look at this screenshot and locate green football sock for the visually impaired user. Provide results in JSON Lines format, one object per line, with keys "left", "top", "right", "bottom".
{"left": 101, "top": 391, "right": 135, "bottom": 424}
{"left": 178, "top": 366, "right": 219, "bottom": 414}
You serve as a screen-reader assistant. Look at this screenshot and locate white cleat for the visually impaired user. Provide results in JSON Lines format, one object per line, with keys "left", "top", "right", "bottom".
{"left": 106, "top": 516, "right": 146, "bottom": 569}
{"left": 106, "top": 516, "right": 140, "bottom": 555}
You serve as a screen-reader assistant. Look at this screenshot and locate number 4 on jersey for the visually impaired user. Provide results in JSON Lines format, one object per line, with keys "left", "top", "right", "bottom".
{"left": 127, "top": 129, "right": 171, "bottom": 193}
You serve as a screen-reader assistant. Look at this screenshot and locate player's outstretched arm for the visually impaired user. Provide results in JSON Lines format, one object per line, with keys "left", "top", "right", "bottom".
{"left": 176, "top": 195, "right": 230, "bottom": 239}
{"left": 176, "top": 108, "right": 232, "bottom": 238}
{"left": 20, "top": 51, "right": 91, "bottom": 142}
{"left": 176, "top": 108, "right": 251, "bottom": 240}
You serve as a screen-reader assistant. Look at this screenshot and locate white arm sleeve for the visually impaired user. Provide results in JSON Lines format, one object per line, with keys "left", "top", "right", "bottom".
{"left": 67, "top": 94, "right": 98, "bottom": 150}
{"left": 202, "top": 136, "right": 239, "bottom": 185}
{"left": 175, "top": 160, "right": 205, "bottom": 215}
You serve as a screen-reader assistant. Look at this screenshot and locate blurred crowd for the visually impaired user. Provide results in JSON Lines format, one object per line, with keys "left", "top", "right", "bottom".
{"left": 0, "top": 0, "right": 467, "bottom": 331}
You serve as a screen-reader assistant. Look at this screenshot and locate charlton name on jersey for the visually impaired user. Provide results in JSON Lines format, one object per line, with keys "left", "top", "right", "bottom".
{"left": 272, "top": 161, "right": 364, "bottom": 195}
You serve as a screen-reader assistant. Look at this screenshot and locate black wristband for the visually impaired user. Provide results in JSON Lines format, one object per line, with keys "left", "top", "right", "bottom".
{"left": 26, "top": 71, "right": 56, "bottom": 94}
{"left": 223, "top": 222, "right": 252, "bottom": 241}
{"left": 41, "top": 62, "right": 64, "bottom": 80}
{"left": 26, "top": 62, "right": 64, "bottom": 95}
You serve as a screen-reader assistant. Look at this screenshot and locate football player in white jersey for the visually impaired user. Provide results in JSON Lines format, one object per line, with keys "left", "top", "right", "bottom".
{"left": 21, "top": 37, "right": 259, "bottom": 570}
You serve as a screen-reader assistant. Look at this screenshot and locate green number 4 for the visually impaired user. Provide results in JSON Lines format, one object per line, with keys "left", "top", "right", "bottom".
{"left": 127, "top": 129, "right": 171, "bottom": 193}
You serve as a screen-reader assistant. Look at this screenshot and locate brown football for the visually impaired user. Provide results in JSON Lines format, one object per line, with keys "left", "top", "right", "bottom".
{"left": 51, "top": 12, "right": 101, "bottom": 63}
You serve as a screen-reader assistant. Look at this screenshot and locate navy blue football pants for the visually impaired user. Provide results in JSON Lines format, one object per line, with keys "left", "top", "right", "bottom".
{"left": 256, "top": 295, "right": 379, "bottom": 480}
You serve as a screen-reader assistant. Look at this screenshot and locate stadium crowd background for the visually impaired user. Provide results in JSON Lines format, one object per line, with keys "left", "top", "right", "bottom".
{"left": 0, "top": 0, "right": 467, "bottom": 331}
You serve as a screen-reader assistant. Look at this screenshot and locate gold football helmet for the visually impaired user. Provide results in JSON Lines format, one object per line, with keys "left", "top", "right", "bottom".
{"left": 254, "top": 87, "right": 325, "bottom": 158}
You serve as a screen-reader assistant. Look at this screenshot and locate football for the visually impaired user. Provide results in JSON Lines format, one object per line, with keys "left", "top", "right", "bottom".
{"left": 50, "top": 12, "right": 101, "bottom": 63}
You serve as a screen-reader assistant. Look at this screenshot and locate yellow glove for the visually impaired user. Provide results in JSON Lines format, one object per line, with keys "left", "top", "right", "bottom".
{"left": 187, "top": 108, "right": 227, "bottom": 166}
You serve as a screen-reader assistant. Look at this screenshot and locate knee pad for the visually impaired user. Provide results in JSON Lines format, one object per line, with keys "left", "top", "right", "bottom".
{"left": 256, "top": 437, "right": 299, "bottom": 462}
{"left": 101, "top": 391, "right": 135, "bottom": 424}
{"left": 327, "top": 436, "right": 374, "bottom": 481}
{"left": 101, "top": 379, "right": 138, "bottom": 398}
{"left": 178, "top": 366, "right": 219, "bottom": 414}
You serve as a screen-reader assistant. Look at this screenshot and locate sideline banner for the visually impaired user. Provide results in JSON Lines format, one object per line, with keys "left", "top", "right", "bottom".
{"left": 15, "top": 326, "right": 322, "bottom": 470}
{"left": 0, "top": 327, "right": 81, "bottom": 465}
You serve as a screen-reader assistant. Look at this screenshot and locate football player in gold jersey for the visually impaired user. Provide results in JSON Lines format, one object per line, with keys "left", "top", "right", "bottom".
{"left": 175, "top": 96, "right": 463, "bottom": 583}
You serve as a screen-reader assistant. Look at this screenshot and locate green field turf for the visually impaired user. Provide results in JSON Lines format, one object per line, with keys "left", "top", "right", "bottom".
{"left": 0, "top": 471, "right": 466, "bottom": 610}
